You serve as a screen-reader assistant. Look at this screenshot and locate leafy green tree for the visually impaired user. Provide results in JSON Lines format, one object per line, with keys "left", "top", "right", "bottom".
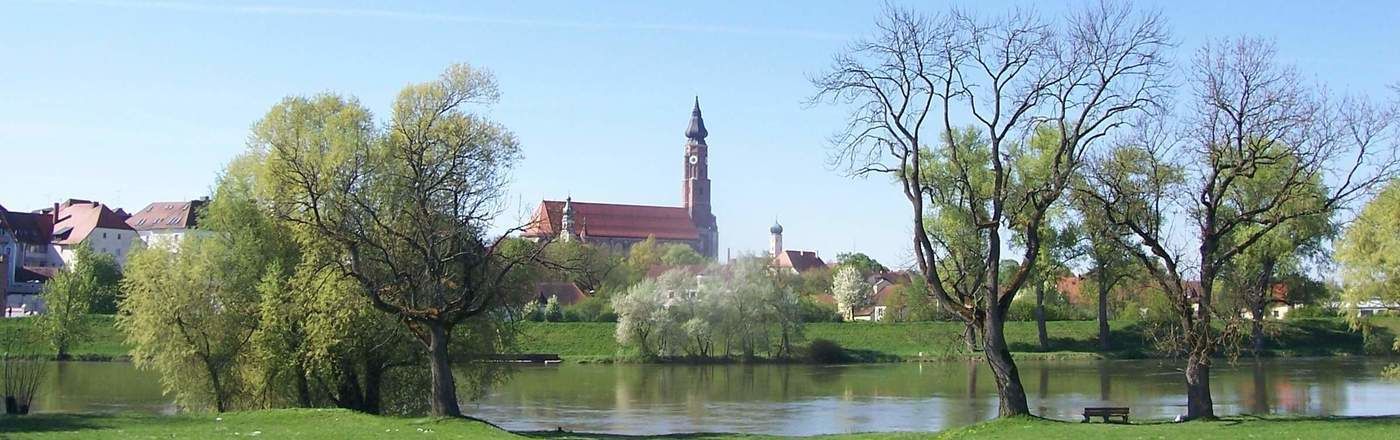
{"left": 626, "top": 236, "right": 663, "bottom": 270}
{"left": 835, "top": 252, "right": 886, "bottom": 276}
{"left": 1220, "top": 169, "right": 1334, "bottom": 353}
{"left": 540, "top": 241, "right": 627, "bottom": 294}
{"left": 1339, "top": 179, "right": 1400, "bottom": 315}
{"left": 660, "top": 243, "right": 707, "bottom": 266}
{"left": 38, "top": 243, "right": 125, "bottom": 359}
{"left": 256, "top": 64, "right": 535, "bottom": 417}
{"left": 72, "top": 245, "right": 122, "bottom": 315}
{"left": 36, "top": 265, "right": 89, "bottom": 360}
{"left": 1070, "top": 178, "right": 1139, "bottom": 351}
{"left": 120, "top": 166, "right": 298, "bottom": 412}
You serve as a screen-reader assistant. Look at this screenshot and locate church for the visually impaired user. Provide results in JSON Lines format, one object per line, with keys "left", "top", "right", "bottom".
{"left": 522, "top": 99, "right": 719, "bottom": 259}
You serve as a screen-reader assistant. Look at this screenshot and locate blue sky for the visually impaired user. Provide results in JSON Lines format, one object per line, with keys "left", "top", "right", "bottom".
{"left": 1, "top": 0, "right": 1397, "bottom": 267}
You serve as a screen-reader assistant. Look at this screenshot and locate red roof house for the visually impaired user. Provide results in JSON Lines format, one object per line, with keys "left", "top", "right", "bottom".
{"left": 774, "top": 250, "right": 827, "bottom": 274}
{"left": 534, "top": 282, "right": 589, "bottom": 306}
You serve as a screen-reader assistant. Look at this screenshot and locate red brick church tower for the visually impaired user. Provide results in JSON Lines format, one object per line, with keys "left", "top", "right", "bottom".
{"left": 683, "top": 98, "right": 719, "bottom": 259}
{"left": 523, "top": 99, "right": 720, "bottom": 260}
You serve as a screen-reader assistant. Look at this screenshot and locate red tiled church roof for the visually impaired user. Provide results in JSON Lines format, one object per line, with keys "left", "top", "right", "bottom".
{"left": 524, "top": 200, "right": 699, "bottom": 241}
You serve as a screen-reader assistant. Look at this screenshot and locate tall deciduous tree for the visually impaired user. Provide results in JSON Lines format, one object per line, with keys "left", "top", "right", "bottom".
{"left": 120, "top": 167, "right": 297, "bottom": 412}
{"left": 1338, "top": 179, "right": 1400, "bottom": 314}
{"left": 1069, "top": 178, "right": 1137, "bottom": 351}
{"left": 811, "top": 3, "right": 1169, "bottom": 416}
{"left": 1221, "top": 171, "right": 1334, "bottom": 353}
{"left": 255, "top": 63, "right": 537, "bottom": 417}
{"left": 1080, "top": 38, "right": 1399, "bottom": 419}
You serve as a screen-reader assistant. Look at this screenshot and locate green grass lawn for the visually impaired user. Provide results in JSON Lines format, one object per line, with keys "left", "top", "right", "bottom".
{"left": 0, "top": 315, "right": 129, "bottom": 360}
{"left": 4, "top": 410, "right": 1399, "bottom": 439}
{"left": 2, "top": 315, "right": 1392, "bottom": 363}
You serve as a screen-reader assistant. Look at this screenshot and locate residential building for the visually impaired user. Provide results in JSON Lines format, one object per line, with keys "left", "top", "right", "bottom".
{"left": 127, "top": 198, "right": 208, "bottom": 248}
{"left": 523, "top": 99, "right": 719, "bottom": 259}
{"left": 768, "top": 220, "right": 827, "bottom": 274}
{"left": 533, "top": 282, "right": 589, "bottom": 307}
{"left": 45, "top": 199, "right": 138, "bottom": 267}
{"left": 2, "top": 199, "right": 137, "bottom": 315}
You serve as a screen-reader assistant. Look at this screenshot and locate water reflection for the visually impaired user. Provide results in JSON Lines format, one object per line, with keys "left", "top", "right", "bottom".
{"left": 471, "top": 358, "right": 1400, "bottom": 435}
{"left": 28, "top": 358, "right": 1400, "bottom": 436}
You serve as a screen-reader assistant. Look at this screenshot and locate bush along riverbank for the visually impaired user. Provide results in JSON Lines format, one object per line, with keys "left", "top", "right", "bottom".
{"left": 3, "top": 409, "right": 1400, "bottom": 439}
{"left": 4, "top": 316, "right": 1397, "bottom": 363}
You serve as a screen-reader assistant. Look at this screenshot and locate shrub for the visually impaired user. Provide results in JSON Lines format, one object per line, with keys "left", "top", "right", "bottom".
{"left": 807, "top": 339, "right": 847, "bottom": 364}
{"left": 799, "top": 297, "right": 841, "bottom": 323}
{"left": 564, "top": 295, "right": 614, "bottom": 322}
{"left": 1007, "top": 299, "right": 1091, "bottom": 321}
{"left": 544, "top": 295, "right": 563, "bottom": 322}
{"left": 1288, "top": 305, "right": 1340, "bottom": 320}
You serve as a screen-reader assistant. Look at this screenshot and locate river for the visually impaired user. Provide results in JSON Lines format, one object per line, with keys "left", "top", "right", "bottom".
{"left": 26, "top": 358, "right": 1400, "bottom": 435}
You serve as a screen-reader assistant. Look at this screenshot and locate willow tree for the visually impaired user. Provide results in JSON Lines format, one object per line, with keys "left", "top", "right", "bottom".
{"left": 255, "top": 64, "right": 537, "bottom": 417}
{"left": 810, "top": 3, "right": 1169, "bottom": 416}
{"left": 1080, "top": 38, "right": 1399, "bottom": 419}
{"left": 120, "top": 167, "right": 298, "bottom": 412}
{"left": 1338, "top": 179, "right": 1400, "bottom": 315}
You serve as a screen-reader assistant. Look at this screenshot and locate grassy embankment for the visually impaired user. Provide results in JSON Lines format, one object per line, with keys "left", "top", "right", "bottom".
{"left": 3, "top": 409, "right": 1400, "bottom": 439}
{"left": 0, "top": 315, "right": 128, "bottom": 361}
{"left": 513, "top": 318, "right": 1394, "bottom": 362}
{"left": 3, "top": 315, "right": 1396, "bottom": 362}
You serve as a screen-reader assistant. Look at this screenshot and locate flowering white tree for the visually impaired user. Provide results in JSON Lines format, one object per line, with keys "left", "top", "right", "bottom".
{"left": 611, "top": 258, "right": 804, "bottom": 359}
{"left": 832, "top": 266, "right": 871, "bottom": 321}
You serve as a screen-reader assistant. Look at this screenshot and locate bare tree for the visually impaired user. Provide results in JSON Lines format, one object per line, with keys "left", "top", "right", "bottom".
{"left": 811, "top": 2, "right": 1169, "bottom": 416}
{"left": 1080, "top": 37, "right": 1400, "bottom": 420}
{"left": 257, "top": 64, "right": 544, "bottom": 417}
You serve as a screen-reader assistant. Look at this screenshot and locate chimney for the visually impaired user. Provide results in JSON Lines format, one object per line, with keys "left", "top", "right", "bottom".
{"left": 52, "top": 202, "right": 59, "bottom": 223}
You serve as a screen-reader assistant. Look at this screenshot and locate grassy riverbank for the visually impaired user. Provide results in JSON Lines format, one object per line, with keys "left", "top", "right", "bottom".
{"left": 0, "top": 315, "right": 129, "bottom": 360}
{"left": 514, "top": 318, "right": 1388, "bottom": 362}
{"left": 2, "top": 315, "right": 1393, "bottom": 362}
{"left": 3, "top": 409, "right": 1400, "bottom": 439}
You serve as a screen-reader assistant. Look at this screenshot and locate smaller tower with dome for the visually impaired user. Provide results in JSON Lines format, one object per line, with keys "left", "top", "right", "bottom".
{"left": 770, "top": 219, "right": 783, "bottom": 256}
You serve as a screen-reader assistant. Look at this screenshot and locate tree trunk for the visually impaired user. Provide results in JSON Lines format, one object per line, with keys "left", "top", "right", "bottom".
{"left": 1185, "top": 354, "right": 1215, "bottom": 419}
{"left": 1251, "top": 310, "right": 1266, "bottom": 353}
{"left": 295, "top": 365, "right": 312, "bottom": 408}
{"left": 364, "top": 360, "right": 384, "bottom": 414}
{"left": 963, "top": 323, "right": 979, "bottom": 352}
{"left": 1251, "top": 259, "right": 1277, "bottom": 354}
{"left": 1034, "top": 282, "right": 1048, "bottom": 351}
{"left": 1097, "top": 270, "right": 1111, "bottom": 352}
{"left": 424, "top": 321, "right": 462, "bottom": 417}
{"left": 984, "top": 304, "right": 1031, "bottom": 417}
{"left": 1186, "top": 269, "right": 1218, "bottom": 420}
{"left": 336, "top": 365, "right": 364, "bottom": 411}
{"left": 201, "top": 356, "right": 228, "bottom": 413}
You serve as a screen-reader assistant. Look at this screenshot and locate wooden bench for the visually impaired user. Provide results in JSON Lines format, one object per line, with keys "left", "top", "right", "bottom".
{"left": 1082, "top": 407, "right": 1129, "bottom": 423}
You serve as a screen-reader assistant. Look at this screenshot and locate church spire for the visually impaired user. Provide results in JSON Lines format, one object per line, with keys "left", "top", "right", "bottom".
{"left": 685, "top": 97, "right": 708, "bottom": 142}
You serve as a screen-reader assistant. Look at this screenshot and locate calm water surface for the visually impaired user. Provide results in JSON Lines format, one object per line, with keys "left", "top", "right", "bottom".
{"left": 29, "top": 358, "right": 1400, "bottom": 435}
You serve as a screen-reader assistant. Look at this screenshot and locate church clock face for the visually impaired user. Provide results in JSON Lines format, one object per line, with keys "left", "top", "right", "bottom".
{"left": 689, "top": 155, "right": 699, "bottom": 165}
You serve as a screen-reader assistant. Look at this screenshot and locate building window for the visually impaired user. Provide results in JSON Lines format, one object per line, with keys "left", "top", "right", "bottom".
{"left": 103, "top": 232, "right": 108, "bottom": 239}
